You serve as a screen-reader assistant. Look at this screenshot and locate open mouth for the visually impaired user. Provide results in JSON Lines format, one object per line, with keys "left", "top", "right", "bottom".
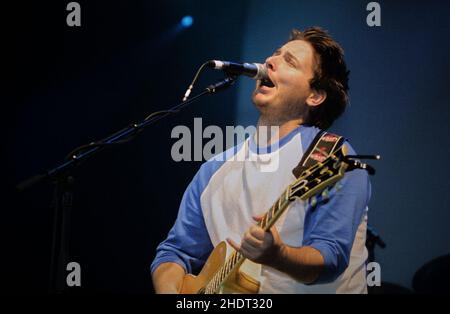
{"left": 260, "top": 77, "right": 275, "bottom": 88}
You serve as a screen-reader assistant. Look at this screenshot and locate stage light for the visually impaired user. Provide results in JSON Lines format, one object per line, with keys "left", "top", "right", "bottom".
{"left": 181, "top": 16, "right": 193, "bottom": 28}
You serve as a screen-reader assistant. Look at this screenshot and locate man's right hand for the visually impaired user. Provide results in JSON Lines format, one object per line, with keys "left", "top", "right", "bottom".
{"left": 151, "top": 262, "right": 186, "bottom": 294}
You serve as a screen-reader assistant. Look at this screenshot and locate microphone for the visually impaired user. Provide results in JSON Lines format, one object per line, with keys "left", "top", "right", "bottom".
{"left": 207, "top": 60, "right": 268, "bottom": 80}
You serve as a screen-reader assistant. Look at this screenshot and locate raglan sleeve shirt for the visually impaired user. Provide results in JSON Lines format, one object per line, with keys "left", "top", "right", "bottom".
{"left": 151, "top": 142, "right": 371, "bottom": 284}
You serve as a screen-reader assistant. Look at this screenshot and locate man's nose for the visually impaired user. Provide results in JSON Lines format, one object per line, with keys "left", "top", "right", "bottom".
{"left": 265, "top": 56, "right": 276, "bottom": 71}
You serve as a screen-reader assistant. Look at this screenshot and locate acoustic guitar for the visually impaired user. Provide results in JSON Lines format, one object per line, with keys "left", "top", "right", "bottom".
{"left": 180, "top": 145, "right": 375, "bottom": 293}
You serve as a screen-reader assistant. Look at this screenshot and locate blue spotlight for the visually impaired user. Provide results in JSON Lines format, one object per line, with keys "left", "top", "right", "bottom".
{"left": 181, "top": 15, "right": 193, "bottom": 28}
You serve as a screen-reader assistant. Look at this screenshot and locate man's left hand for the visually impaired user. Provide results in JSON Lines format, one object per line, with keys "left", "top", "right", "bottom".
{"left": 226, "top": 216, "right": 284, "bottom": 266}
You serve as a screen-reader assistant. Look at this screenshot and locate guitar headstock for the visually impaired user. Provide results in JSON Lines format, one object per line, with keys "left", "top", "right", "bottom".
{"left": 289, "top": 145, "right": 379, "bottom": 201}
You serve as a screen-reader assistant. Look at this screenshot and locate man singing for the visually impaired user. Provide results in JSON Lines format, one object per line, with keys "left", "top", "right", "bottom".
{"left": 151, "top": 27, "right": 371, "bottom": 294}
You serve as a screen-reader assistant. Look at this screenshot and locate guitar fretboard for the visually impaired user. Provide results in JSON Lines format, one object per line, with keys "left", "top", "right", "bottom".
{"left": 204, "top": 188, "right": 293, "bottom": 294}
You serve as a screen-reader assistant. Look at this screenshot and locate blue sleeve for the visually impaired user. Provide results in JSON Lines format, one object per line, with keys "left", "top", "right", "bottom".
{"left": 150, "top": 167, "right": 214, "bottom": 275}
{"left": 302, "top": 143, "right": 371, "bottom": 284}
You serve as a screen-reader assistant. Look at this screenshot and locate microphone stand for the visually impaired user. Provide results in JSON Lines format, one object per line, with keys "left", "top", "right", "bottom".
{"left": 16, "top": 76, "right": 236, "bottom": 293}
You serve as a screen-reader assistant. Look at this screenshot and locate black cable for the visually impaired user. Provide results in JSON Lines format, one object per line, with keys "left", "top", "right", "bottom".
{"left": 182, "top": 61, "right": 210, "bottom": 101}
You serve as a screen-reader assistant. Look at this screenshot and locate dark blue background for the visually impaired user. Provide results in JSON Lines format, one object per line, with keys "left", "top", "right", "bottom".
{"left": 2, "top": 0, "right": 449, "bottom": 293}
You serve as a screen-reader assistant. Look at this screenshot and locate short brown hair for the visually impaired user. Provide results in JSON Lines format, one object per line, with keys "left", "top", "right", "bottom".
{"left": 289, "top": 27, "right": 349, "bottom": 129}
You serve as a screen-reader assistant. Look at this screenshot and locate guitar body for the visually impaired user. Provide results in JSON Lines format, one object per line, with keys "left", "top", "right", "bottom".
{"left": 180, "top": 242, "right": 260, "bottom": 294}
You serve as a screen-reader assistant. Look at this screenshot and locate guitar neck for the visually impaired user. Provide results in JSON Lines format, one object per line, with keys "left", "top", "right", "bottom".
{"left": 204, "top": 187, "right": 293, "bottom": 294}
{"left": 259, "top": 188, "right": 292, "bottom": 231}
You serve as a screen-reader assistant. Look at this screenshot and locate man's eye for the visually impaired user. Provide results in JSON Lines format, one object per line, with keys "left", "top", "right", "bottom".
{"left": 285, "top": 57, "right": 296, "bottom": 67}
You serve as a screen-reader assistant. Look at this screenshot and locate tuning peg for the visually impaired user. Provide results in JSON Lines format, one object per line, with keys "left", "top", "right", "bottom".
{"left": 344, "top": 154, "right": 380, "bottom": 175}
{"left": 310, "top": 196, "right": 317, "bottom": 208}
{"left": 349, "top": 160, "right": 376, "bottom": 175}
{"left": 321, "top": 188, "right": 330, "bottom": 201}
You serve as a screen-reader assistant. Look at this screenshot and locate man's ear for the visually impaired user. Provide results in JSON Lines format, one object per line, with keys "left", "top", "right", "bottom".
{"left": 306, "top": 89, "right": 327, "bottom": 107}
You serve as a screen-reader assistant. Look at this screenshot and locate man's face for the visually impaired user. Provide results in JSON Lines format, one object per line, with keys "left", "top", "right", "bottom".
{"left": 252, "top": 39, "right": 317, "bottom": 122}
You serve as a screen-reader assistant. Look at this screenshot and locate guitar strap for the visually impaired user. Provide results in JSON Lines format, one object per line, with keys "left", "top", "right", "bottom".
{"left": 292, "top": 130, "right": 345, "bottom": 178}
